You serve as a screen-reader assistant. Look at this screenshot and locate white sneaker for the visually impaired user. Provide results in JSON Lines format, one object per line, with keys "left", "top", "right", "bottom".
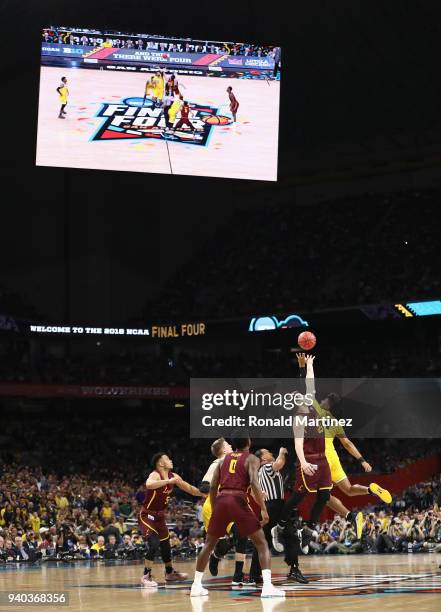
{"left": 141, "top": 574, "right": 158, "bottom": 588}
{"left": 261, "top": 584, "right": 286, "bottom": 598}
{"left": 270, "top": 525, "right": 284, "bottom": 552}
{"left": 190, "top": 584, "right": 209, "bottom": 597}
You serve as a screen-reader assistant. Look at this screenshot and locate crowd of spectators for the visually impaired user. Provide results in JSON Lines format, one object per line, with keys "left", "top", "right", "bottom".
{"left": 1, "top": 399, "right": 440, "bottom": 485}
{"left": 1, "top": 460, "right": 440, "bottom": 564}
{"left": 305, "top": 475, "right": 441, "bottom": 555}
{"left": 42, "top": 29, "right": 276, "bottom": 57}
{"left": 0, "top": 465, "right": 203, "bottom": 564}
{"left": 143, "top": 189, "right": 441, "bottom": 321}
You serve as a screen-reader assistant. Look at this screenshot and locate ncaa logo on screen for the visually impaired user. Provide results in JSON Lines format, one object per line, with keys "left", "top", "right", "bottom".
{"left": 91, "top": 97, "right": 232, "bottom": 146}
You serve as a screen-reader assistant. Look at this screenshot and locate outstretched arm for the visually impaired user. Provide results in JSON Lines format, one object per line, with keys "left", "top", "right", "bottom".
{"left": 294, "top": 353, "right": 318, "bottom": 476}
{"left": 173, "top": 473, "right": 205, "bottom": 497}
{"left": 338, "top": 437, "right": 372, "bottom": 472}
{"left": 272, "top": 447, "right": 288, "bottom": 471}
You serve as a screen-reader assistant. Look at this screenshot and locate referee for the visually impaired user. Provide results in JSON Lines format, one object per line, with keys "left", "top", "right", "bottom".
{"left": 249, "top": 447, "right": 307, "bottom": 584}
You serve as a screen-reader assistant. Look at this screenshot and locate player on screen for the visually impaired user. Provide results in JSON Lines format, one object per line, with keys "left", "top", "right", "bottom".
{"left": 190, "top": 437, "right": 285, "bottom": 598}
{"left": 143, "top": 76, "right": 156, "bottom": 107}
{"left": 168, "top": 95, "right": 184, "bottom": 129}
{"left": 162, "top": 84, "right": 174, "bottom": 129}
{"left": 140, "top": 452, "right": 204, "bottom": 587}
{"left": 56, "top": 77, "right": 69, "bottom": 119}
{"left": 226, "top": 86, "right": 239, "bottom": 122}
{"left": 173, "top": 101, "right": 195, "bottom": 133}
{"left": 153, "top": 71, "right": 165, "bottom": 107}
{"left": 167, "top": 73, "right": 183, "bottom": 96}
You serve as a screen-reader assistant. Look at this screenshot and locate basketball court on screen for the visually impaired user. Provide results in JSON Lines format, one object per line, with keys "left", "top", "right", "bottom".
{"left": 36, "top": 67, "right": 280, "bottom": 180}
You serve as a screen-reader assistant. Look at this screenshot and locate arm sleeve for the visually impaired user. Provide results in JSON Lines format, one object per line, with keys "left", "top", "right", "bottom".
{"left": 198, "top": 481, "right": 210, "bottom": 494}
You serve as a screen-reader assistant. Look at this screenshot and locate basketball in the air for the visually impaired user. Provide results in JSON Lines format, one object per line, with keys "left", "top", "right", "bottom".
{"left": 298, "top": 331, "right": 316, "bottom": 350}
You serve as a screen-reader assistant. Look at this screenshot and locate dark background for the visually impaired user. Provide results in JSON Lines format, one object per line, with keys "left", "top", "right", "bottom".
{"left": 1, "top": 1, "right": 441, "bottom": 325}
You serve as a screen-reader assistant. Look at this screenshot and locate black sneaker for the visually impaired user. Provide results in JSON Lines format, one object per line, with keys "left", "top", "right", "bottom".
{"left": 300, "top": 526, "right": 316, "bottom": 552}
{"left": 287, "top": 565, "right": 308, "bottom": 584}
{"left": 232, "top": 572, "right": 245, "bottom": 586}
{"left": 209, "top": 553, "right": 220, "bottom": 576}
{"left": 249, "top": 574, "right": 263, "bottom": 585}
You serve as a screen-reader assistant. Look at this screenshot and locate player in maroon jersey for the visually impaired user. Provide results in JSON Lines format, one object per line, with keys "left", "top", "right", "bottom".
{"left": 173, "top": 101, "right": 195, "bottom": 133}
{"left": 140, "top": 452, "right": 204, "bottom": 587}
{"left": 167, "top": 73, "right": 183, "bottom": 96}
{"left": 226, "top": 86, "right": 239, "bottom": 122}
{"left": 190, "top": 438, "right": 285, "bottom": 598}
{"left": 271, "top": 355, "right": 333, "bottom": 553}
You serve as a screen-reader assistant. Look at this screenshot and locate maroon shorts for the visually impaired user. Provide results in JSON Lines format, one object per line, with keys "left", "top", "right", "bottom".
{"left": 295, "top": 455, "right": 332, "bottom": 493}
{"left": 139, "top": 509, "right": 169, "bottom": 540}
{"left": 208, "top": 492, "right": 261, "bottom": 538}
{"left": 247, "top": 494, "right": 262, "bottom": 519}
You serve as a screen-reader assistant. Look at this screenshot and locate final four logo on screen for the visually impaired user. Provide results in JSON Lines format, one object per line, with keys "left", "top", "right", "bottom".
{"left": 91, "top": 97, "right": 232, "bottom": 146}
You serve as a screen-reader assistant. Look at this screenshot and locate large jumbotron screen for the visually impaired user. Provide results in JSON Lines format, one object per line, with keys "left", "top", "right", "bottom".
{"left": 36, "top": 27, "right": 281, "bottom": 181}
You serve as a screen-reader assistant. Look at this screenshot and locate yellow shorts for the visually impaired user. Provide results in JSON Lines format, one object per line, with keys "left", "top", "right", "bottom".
{"left": 326, "top": 447, "right": 347, "bottom": 484}
{"left": 202, "top": 496, "right": 233, "bottom": 534}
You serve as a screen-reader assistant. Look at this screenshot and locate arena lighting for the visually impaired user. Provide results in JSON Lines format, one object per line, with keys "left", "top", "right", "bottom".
{"left": 248, "top": 313, "right": 309, "bottom": 332}
{"left": 406, "top": 300, "right": 441, "bottom": 316}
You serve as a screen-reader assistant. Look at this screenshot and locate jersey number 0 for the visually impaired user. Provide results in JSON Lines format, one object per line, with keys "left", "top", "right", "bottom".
{"left": 229, "top": 459, "right": 237, "bottom": 474}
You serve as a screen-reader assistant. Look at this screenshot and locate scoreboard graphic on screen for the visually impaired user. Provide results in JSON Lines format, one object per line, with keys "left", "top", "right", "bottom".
{"left": 36, "top": 28, "right": 281, "bottom": 181}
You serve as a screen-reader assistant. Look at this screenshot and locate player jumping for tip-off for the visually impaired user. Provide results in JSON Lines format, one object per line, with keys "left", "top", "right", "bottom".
{"left": 167, "top": 73, "right": 185, "bottom": 96}
{"left": 227, "top": 86, "right": 239, "bottom": 122}
{"left": 56, "top": 77, "right": 69, "bottom": 119}
{"left": 271, "top": 354, "right": 392, "bottom": 553}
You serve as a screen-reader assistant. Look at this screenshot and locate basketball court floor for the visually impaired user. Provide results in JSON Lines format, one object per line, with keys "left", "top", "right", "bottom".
{"left": 1, "top": 555, "right": 440, "bottom": 611}
{"left": 36, "top": 67, "right": 280, "bottom": 181}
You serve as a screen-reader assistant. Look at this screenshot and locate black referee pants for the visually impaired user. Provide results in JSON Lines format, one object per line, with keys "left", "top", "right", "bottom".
{"left": 249, "top": 499, "right": 300, "bottom": 577}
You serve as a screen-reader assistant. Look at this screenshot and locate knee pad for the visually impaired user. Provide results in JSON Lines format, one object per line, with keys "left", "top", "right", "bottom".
{"left": 231, "top": 524, "right": 246, "bottom": 551}
{"left": 317, "top": 489, "right": 331, "bottom": 504}
{"left": 144, "top": 534, "right": 160, "bottom": 561}
{"left": 214, "top": 536, "right": 232, "bottom": 558}
{"left": 235, "top": 536, "right": 247, "bottom": 555}
{"left": 160, "top": 538, "right": 172, "bottom": 564}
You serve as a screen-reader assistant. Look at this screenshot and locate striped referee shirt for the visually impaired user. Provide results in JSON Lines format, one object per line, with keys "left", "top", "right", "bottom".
{"left": 258, "top": 462, "right": 284, "bottom": 501}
